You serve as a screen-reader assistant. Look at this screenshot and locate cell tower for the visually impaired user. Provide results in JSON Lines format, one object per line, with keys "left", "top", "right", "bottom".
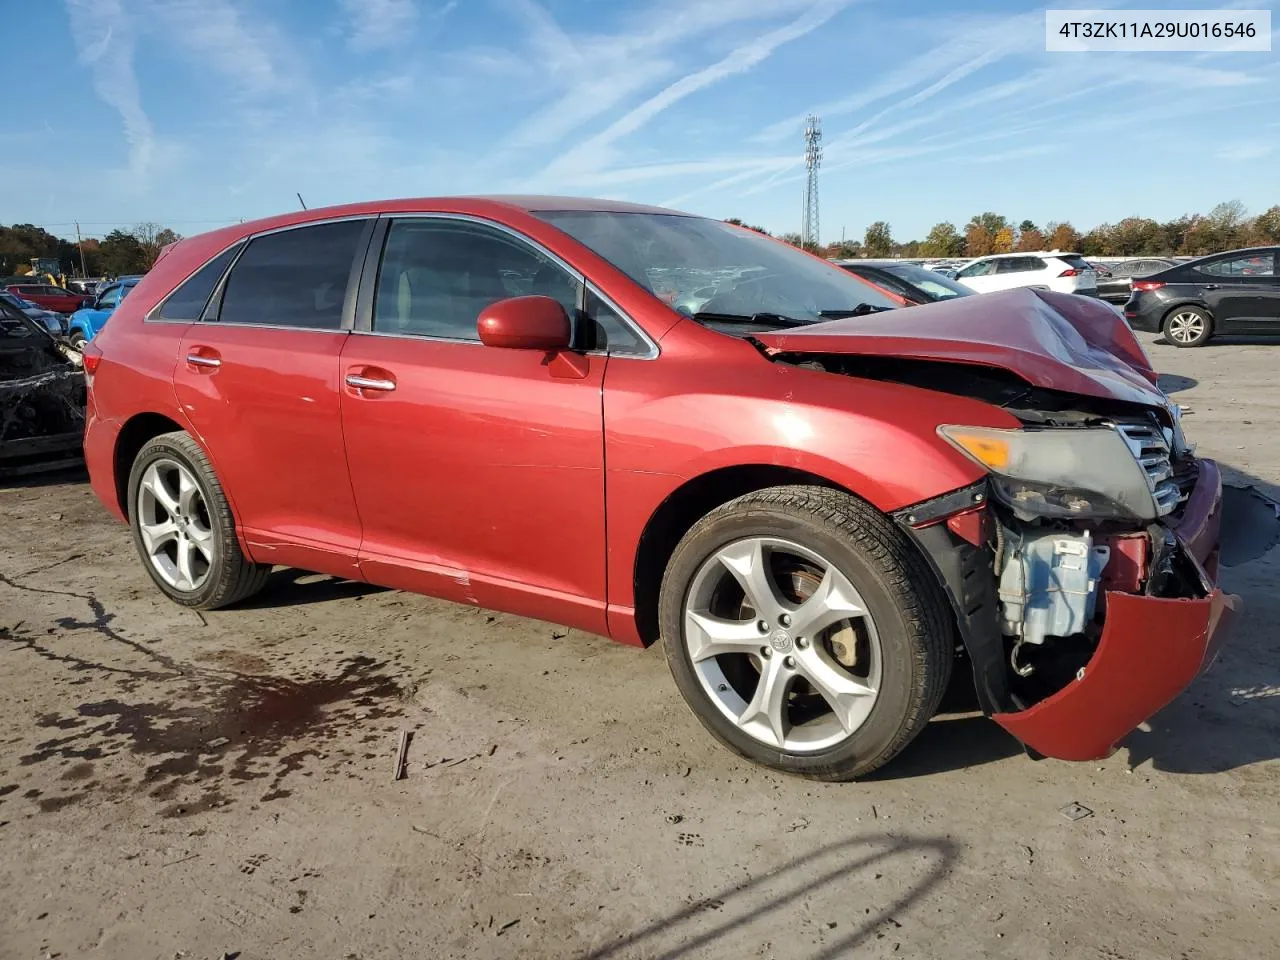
{"left": 802, "top": 114, "right": 822, "bottom": 248}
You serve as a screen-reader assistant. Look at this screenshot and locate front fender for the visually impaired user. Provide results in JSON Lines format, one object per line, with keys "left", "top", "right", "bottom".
{"left": 600, "top": 348, "right": 1022, "bottom": 638}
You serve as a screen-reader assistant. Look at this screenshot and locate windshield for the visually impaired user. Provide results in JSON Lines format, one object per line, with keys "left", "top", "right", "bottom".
{"left": 879, "top": 263, "right": 973, "bottom": 300}
{"left": 536, "top": 211, "right": 899, "bottom": 327}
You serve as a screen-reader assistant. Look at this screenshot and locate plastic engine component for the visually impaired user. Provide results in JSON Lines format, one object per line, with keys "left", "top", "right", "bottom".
{"left": 998, "top": 527, "right": 1110, "bottom": 645}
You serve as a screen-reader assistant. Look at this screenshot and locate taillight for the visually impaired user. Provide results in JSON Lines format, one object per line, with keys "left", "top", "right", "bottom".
{"left": 1132, "top": 280, "right": 1165, "bottom": 292}
{"left": 1057, "top": 268, "right": 1081, "bottom": 277}
{"left": 81, "top": 342, "right": 102, "bottom": 382}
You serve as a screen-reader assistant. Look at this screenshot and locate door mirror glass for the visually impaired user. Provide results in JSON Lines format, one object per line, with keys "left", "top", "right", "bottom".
{"left": 477, "top": 295, "right": 571, "bottom": 350}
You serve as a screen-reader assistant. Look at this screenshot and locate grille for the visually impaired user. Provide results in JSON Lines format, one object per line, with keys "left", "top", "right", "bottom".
{"left": 1116, "top": 421, "right": 1182, "bottom": 516}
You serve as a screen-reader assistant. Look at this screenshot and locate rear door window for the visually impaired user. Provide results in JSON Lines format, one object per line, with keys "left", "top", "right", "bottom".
{"left": 998, "top": 258, "right": 1037, "bottom": 274}
{"left": 155, "top": 243, "right": 243, "bottom": 321}
{"left": 217, "top": 220, "right": 368, "bottom": 329}
{"left": 1197, "top": 254, "right": 1276, "bottom": 278}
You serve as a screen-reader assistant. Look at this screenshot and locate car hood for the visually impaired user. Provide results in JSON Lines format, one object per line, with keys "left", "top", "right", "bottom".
{"left": 753, "top": 287, "right": 1165, "bottom": 408}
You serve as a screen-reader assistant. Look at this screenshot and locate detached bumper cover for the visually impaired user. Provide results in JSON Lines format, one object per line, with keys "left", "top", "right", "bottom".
{"left": 992, "top": 458, "right": 1238, "bottom": 762}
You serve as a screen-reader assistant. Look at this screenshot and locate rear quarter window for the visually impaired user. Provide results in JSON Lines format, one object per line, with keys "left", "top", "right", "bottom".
{"left": 154, "top": 243, "right": 244, "bottom": 322}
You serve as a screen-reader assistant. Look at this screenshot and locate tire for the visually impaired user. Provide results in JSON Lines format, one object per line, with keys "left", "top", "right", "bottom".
{"left": 659, "top": 485, "right": 952, "bottom": 781}
{"left": 68, "top": 330, "right": 86, "bottom": 348}
{"left": 126, "top": 430, "right": 271, "bottom": 609}
{"left": 1162, "top": 306, "right": 1212, "bottom": 347}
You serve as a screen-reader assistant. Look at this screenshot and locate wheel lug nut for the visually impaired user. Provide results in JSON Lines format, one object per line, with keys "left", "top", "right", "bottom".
{"left": 784, "top": 656, "right": 796, "bottom": 670}
{"left": 796, "top": 637, "right": 809, "bottom": 649}
{"left": 760, "top": 647, "right": 772, "bottom": 659}
{"left": 757, "top": 620, "right": 769, "bottom": 633}
{"left": 779, "top": 613, "right": 791, "bottom": 627}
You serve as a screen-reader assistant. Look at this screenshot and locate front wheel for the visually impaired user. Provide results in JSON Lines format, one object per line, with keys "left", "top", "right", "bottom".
{"left": 127, "top": 431, "right": 271, "bottom": 609}
{"left": 68, "top": 330, "right": 86, "bottom": 347}
{"left": 659, "top": 486, "right": 952, "bottom": 781}
{"left": 1163, "top": 307, "right": 1212, "bottom": 347}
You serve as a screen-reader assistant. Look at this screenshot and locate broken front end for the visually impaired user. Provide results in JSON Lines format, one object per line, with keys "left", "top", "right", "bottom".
{"left": 1, "top": 310, "right": 86, "bottom": 478}
{"left": 897, "top": 396, "right": 1235, "bottom": 762}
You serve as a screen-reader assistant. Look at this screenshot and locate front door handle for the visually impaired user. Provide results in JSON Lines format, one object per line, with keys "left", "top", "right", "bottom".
{"left": 345, "top": 374, "right": 396, "bottom": 392}
{"left": 185, "top": 350, "right": 221, "bottom": 368}
{"left": 1202, "top": 284, "right": 1221, "bottom": 290}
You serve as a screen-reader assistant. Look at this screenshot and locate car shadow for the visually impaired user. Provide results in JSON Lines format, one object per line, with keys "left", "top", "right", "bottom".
{"left": 1154, "top": 335, "right": 1280, "bottom": 348}
{"left": 577, "top": 833, "right": 960, "bottom": 960}
{"left": 233, "top": 569, "right": 389, "bottom": 609}
{"left": 866, "top": 712, "right": 1022, "bottom": 781}
{"left": 1156, "top": 372, "right": 1198, "bottom": 393}
{"left": 0, "top": 463, "right": 88, "bottom": 489}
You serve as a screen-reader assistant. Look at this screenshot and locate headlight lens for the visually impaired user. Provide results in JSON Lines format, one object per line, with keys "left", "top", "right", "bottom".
{"left": 938, "top": 424, "right": 1158, "bottom": 520}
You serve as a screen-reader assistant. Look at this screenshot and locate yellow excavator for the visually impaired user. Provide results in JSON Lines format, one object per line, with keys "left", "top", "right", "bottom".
{"left": 24, "top": 257, "right": 67, "bottom": 288}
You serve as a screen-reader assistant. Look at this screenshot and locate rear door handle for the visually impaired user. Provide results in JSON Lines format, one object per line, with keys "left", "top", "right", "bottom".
{"left": 345, "top": 374, "right": 396, "bottom": 392}
{"left": 1202, "top": 284, "right": 1220, "bottom": 290}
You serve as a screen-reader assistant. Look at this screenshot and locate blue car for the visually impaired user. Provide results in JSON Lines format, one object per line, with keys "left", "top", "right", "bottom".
{"left": 67, "top": 277, "right": 140, "bottom": 345}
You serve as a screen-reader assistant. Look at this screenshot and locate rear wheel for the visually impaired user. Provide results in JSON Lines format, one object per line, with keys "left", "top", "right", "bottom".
{"left": 1163, "top": 307, "right": 1211, "bottom": 347}
{"left": 659, "top": 486, "right": 952, "bottom": 781}
{"left": 127, "top": 431, "right": 271, "bottom": 609}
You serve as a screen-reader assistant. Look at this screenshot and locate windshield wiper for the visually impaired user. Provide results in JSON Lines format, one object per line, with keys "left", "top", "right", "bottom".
{"left": 818, "top": 304, "right": 895, "bottom": 318}
{"left": 691, "top": 311, "right": 810, "bottom": 329}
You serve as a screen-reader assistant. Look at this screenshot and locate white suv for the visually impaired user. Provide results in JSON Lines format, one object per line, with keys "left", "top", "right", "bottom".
{"left": 955, "top": 252, "right": 1098, "bottom": 296}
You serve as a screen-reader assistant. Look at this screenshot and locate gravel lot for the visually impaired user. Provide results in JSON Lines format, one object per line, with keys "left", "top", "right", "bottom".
{"left": 1, "top": 331, "right": 1277, "bottom": 960}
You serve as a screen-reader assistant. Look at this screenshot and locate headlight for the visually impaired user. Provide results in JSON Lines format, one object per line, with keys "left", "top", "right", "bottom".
{"left": 938, "top": 424, "right": 1158, "bottom": 520}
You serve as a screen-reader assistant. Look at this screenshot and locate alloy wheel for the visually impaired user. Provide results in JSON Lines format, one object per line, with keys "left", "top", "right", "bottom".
{"left": 1167, "top": 311, "right": 1205, "bottom": 344}
{"left": 136, "top": 458, "right": 214, "bottom": 592}
{"left": 683, "top": 536, "right": 882, "bottom": 752}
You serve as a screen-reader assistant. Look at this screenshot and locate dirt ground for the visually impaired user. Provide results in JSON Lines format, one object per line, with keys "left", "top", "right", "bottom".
{"left": 1, "top": 331, "right": 1277, "bottom": 960}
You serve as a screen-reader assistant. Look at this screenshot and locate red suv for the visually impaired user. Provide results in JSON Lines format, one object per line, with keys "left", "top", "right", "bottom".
{"left": 82, "top": 197, "right": 1234, "bottom": 780}
{"left": 4, "top": 283, "right": 91, "bottom": 314}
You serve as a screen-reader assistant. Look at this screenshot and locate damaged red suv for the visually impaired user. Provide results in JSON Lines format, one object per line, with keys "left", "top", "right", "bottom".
{"left": 81, "top": 197, "right": 1234, "bottom": 780}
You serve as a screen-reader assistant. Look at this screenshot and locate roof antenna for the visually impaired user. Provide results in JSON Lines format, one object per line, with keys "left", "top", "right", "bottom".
{"left": 297, "top": 193, "right": 308, "bottom": 210}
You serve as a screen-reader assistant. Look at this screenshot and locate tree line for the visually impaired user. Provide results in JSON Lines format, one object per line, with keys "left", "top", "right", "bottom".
{"left": 0, "top": 222, "right": 183, "bottom": 279}
{"left": 734, "top": 200, "right": 1280, "bottom": 260}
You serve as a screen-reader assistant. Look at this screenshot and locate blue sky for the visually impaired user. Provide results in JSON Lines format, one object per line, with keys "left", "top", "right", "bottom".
{"left": 3, "top": 0, "right": 1277, "bottom": 244}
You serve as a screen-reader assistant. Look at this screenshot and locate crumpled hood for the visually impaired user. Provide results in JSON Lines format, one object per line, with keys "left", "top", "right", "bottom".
{"left": 753, "top": 287, "right": 1166, "bottom": 408}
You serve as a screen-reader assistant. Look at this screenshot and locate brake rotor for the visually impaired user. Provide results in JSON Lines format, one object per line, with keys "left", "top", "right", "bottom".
{"left": 741, "top": 562, "right": 861, "bottom": 670}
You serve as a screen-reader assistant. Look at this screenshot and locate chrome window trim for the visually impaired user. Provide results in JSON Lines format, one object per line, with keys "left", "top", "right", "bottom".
{"left": 198, "top": 323, "right": 353, "bottom": 335}
{"left": 249, "top": 212, "right": 378, "bottom": 238}
{"left": 363, "top": 212, "right": 659, "bottom": 360}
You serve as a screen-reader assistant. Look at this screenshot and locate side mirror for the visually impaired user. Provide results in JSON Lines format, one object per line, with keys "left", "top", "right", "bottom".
{"left": 477, "top": 295, "right": 571, "bottom": 350}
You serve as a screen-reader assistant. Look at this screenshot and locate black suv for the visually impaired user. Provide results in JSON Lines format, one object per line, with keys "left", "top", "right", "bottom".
{"left": 1124, "top": 247, "right": 1280, "bottom": 347}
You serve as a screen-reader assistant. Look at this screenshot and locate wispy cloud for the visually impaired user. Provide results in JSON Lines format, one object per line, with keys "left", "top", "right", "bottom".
{"left": 499, "top": 0, "right": 831, "bottom": 154}
{"left": 143, "top": 0, "right": 298, "bottom": 98}
{"left": 753, "top": 10, "right": 1043, "bottom": 144}
{"left": 341, "top": 0, "right": 434, "bottom": 52}
{"left": 66, "top": 0, "right": 154, "bottom": 178}
{"left": 1215, "top": 141, "right": 1273, "bottom": 162}
{"left": 538, "top": 0, "right": 856, "bottom": 183}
